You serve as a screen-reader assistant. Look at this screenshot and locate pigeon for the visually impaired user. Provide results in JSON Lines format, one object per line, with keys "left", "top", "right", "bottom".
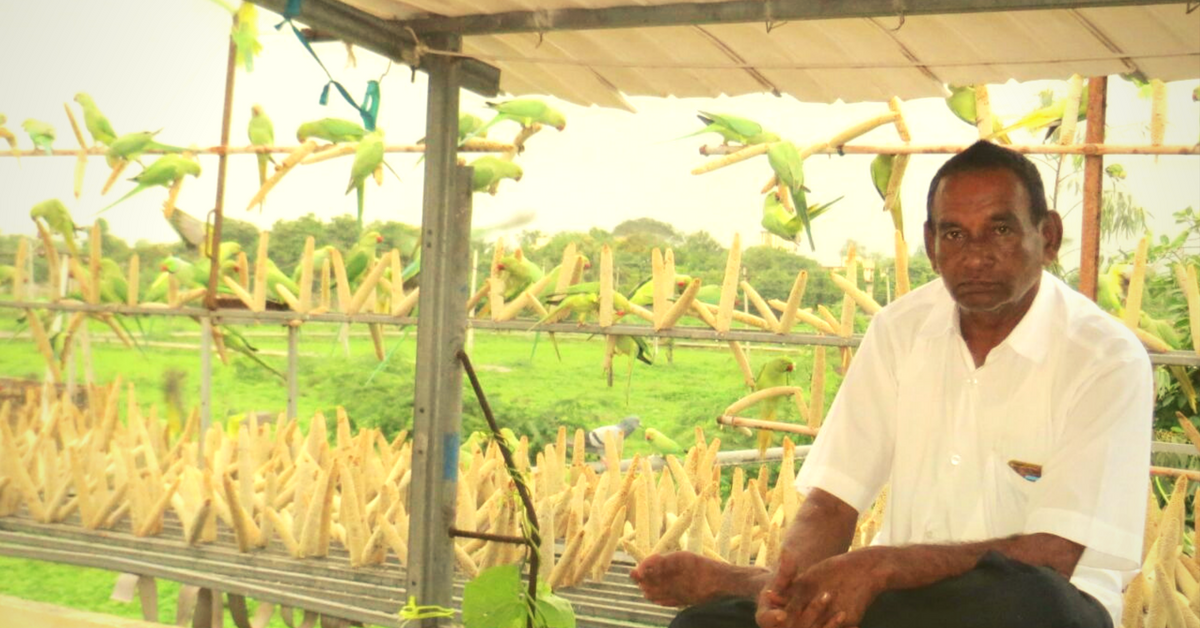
{"left": 584, "top": 415, "right": 641, "bottom": 453}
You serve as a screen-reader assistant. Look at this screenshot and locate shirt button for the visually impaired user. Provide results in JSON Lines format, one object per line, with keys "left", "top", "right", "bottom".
{"left": 950, "top": 454, "right": 962, "bottom": 465}
{"left": 968, "top": 377, "right": 978, "bottom": 385}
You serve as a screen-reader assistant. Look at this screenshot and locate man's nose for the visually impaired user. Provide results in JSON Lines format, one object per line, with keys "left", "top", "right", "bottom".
{"left": 962, "top": 236, "right": 998, "bottom": 269}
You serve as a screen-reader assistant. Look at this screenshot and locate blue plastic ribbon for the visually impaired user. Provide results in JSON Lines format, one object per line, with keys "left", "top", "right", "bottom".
{"left": 275, "top": 0, "right": 380, "bottom": 130}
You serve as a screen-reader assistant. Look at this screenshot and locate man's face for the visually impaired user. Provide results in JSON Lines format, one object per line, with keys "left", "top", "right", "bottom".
{"left": 924, "top": 168, "right": 1061, "bottom": 315}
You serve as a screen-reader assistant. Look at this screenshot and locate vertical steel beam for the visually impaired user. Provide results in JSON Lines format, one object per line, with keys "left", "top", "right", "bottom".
{"left": 1078, "top": 76, "right": 1107, "bottom": 301}
{"left": 407, "top": 33, "right": 472, "bottom": 626}
{"left": 287, "top": 324, "right": 300, "bottom": 421}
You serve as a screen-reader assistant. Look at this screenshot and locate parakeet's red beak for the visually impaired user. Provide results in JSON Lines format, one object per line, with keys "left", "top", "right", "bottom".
{"left": 375, "top": 235, "right": 384, "bottom": 243}
{"left": 786, "top": 364, "right": 794, "bottom": 371}
{"left": 556, "top": 123, "right": 566, "bottom": 131}
{"left": 496, "top": 263, "right": 506, "bottom": 271}
{"left": 584, "top": 262, "right": 592, "bottom": 269}
{"left": 676, "top": 280, "right": 687, "bottom": 288}
{"left": 616, "top": 310, "right": 626, "bottom": 318}
{"left": 160, "top": 264, "right": 168, "bottom": 272}
{"left": 645, "top": 433, "right": 653, "bottom": 441}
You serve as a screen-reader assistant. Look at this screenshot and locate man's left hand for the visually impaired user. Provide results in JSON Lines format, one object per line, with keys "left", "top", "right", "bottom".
{"left": 773, "top": 547, "right": 892, "bottom": 628}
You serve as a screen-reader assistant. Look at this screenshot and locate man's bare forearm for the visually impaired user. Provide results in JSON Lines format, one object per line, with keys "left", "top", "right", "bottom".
{"left": 872, "top": 532, "right": 1085, "bottom": 593}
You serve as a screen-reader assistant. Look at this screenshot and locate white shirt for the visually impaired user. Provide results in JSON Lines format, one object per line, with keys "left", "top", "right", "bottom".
{"left": 796, "top": 271, "right": 1153, "bottom": 623}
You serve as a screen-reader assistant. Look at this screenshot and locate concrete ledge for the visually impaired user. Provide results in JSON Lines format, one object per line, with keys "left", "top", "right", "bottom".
{"left": 0, "top": 594, "right": 173, "bottom": 628}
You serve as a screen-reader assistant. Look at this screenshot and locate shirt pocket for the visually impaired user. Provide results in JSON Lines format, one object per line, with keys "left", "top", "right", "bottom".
{"left": 982, "top": 452, "right": 1035, "bottom": 538}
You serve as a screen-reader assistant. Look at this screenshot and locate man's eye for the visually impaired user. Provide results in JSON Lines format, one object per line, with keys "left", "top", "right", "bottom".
{"left": 942, "top": 230, "right": 962, "bottom": 240}
{"left": 995, "top": 225, "right": 1012, "bottom": 235}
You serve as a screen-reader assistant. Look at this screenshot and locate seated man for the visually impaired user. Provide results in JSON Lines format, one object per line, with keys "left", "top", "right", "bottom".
{"left": 632, "top": 141, "right": 1152, "bottom": 628}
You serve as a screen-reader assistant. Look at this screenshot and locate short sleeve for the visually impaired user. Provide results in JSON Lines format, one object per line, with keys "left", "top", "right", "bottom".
{"left": 795, "top": 317, "right": 898, "bottom": 513}
{"left": 1023, "top": 353, "right": 1154, "bottom": 571}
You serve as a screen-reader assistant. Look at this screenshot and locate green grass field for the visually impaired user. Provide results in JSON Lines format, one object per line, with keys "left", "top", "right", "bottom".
{"left": 0, "top": 314, "right": 840, "bottom": 624}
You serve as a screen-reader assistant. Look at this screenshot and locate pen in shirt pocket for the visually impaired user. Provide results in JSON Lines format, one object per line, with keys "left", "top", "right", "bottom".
{"left": 1007, "top": 460, "right": 1043, "bottom": 482}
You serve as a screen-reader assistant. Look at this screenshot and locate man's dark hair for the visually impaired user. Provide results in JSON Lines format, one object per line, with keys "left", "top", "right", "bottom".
{"left": 925, "top": 140, "right": 1049, "bottom": 224}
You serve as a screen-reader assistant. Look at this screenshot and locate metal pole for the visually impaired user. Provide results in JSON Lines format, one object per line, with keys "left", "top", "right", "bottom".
{"left": 287, "top": 324, "right": 299, "bottom": 421}
{"left": 204, "top": 22, "right": 238, "bottom": 310}
{"left": 199, "top": 317, "right": 213, "bottom": 468}
{"left": 1078, "top": 76, "right": 1107, "bottom": 301}
{"left": 407, "top": 33, "right": 470, "bottom": 627}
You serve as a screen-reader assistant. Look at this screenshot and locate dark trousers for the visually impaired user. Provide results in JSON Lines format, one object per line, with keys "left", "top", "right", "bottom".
{"left": 670, "top": 551, "right": 1113, "bottom": 628}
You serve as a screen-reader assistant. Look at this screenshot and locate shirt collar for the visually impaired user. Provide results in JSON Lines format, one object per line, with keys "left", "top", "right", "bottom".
{"left": 916, "top": 272, "right": 1055, "bottom": 364}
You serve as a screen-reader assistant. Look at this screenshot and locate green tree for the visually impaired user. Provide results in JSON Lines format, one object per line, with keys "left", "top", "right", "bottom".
{"left": 612, "top": 218, "right": 679, "bottom": 244}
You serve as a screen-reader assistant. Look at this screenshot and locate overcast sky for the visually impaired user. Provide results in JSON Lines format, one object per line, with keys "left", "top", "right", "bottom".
{"left": 1, "top": 0, "right": 1197, "bottom": 266}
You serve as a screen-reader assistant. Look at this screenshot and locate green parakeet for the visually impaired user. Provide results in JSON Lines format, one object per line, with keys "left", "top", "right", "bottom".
{"left": 220, "top": 325, "right": 284, "bottom": 380}
{"left": 248, "top": 104, "right": 276, "bottom": 189}
{"left": 346, "top": 130, "right": 385, "bottom": 228}
{"left": 869, "top": 153, "right": 903, "bottom": 232}
{"left": 996, "top": 84, "right": 1089, "bottom": 140}
{"left": 74, "top": 93, "right": 117, "bottom": 146}
{"left": 1095, "top": 265, "right": 1125, "bottom": 316}
{"left": 538, "top": 293, "right": 599, "bottom": 326}
{"left": 143, "top": 271, "right": 171, "bottom": 302}
{"left": 753, "top": 357, "right": 795, "bottom": 456}
{"left": 232, "top": 3, "right": 263, "bottom": 72}
{"left": 645, "top": 428, "right": 685, "bottom": 456}
{"left": 106, "top": 131, "right": 187, "bottom": 167}
{"left": 0, "top": 114, "right": 18, "bottom": 164}
{"left": 161, "top": 256, "right": 201, "bottom": 288}
{"left": 760, "top": 191, "right": 843, "bottom": 245}
{"left": 944, "top": 85, "right": 1011, "bottom": 143}
{"left": 98, "top": 259, "right": 130, "bottom": 304}
{"left": 463, "top": 99, "right": 567, "bottom": 143}
{"left": 1105, "top": 164, "right": 1126, "bottom": 180}
{"left": 496, "top": 254, "right": 544, "bottom": 300}
{"left": 30, "top": 199, "right": 81, "bottom": 256}
{"left": 292, "top": 245, "right": 337, "bottom": 284}
{"left": 22, "top": 119, "right": 55, "bottom": 155}
{"left": 263, "top": 258, "right": 299, "bottom": 302}
{"left": 673, "top": 111, "right": 778, "bottom": 145}
{"left": 296, "top": 117, "right": 365, "bottom": 143}
{"left": 459, "top": 112, "right": 487, "bottom": 142}
{"left": 628, "top": 273, "right": 692, "bottom": 306}
{"left": 344, "top": 231, "right": 384, "bottom": 285}
{"left": 469, "top": 156, "right": 523, "bottom": 193}
{"left": 535, "top": 255, "right": 590, "bottom": 296}
{"left": 98, "top": 154, "right": 201, "bottom": 213}
{"left": 767, "top": 141, "right": 816, "bottom": 249}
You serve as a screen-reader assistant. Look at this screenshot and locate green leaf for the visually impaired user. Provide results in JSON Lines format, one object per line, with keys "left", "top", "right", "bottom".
{"left": 533, "top": 583, "right": 576, "bottom": 628}
{"left": 463, "top": 565, "right": 526, "bottom": 628}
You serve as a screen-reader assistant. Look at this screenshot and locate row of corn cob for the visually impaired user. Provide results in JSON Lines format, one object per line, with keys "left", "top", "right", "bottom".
{"left": 0, "top": 380, "right": 892, "bottom": 590}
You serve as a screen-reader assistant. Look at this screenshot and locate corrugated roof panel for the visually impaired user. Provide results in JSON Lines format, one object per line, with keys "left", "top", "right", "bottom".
{"left": 334, "top": 0, "right": 1200, "bottom": 106}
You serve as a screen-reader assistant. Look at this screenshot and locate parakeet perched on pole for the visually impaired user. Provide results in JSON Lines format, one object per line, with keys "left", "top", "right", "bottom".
{"left": 761, "top": 191, "right": 843, "bottom": 245}
{"left": 231, "top": 3, "right": 263, "bottom": 72}
{"left": 106, "top": 131, "right": 187, "bottom": 167}
{"left": 22, "top": 119, "right": 55, "bottom": 155}
{"left": 995, "top": 84, "right": 1089, "bottom": 141}
{"left": 673, "top": 111, "right": 778, "bottom": 145}
{"left": 30, "top": 199, "right": 81, "bottom": 256}
{"left": 346, "top": 130, "right": 385, "bottom": 228}
{"left": 469, "top": 156, "right": 523, "bottom": 194}
{"left": 248, "top": 104, "right": 276, "bottom": 192}
{"left": 613, "top": 334, "right": 654, "bottom": 404}
{"left": 74, "top": 93, "right": 117, "bottom": 146}
{"left": 584, "top": 415, "right": 641, "bottom": 453}
{"left": 495, "top": 254, "right": 544, "bottom": 300}
{"left": 464, "top": 98, "right": 566, "bottom": 143}
{"left": 98, "top": 154, "right": 201, "bottom": 214}
{"left": 754, "top": 357, "right": 795, "bottom": 456}
{"left": 767, "top": 141, "right": 814, "bottom": 249}
{"left": 343, "top": 231, "right": 384, "bottom": 285}
{"left": 645, "top": 427, "right": 685, "bottom": 457}
{"left": 219, "top": 325, "right": 284, "bottom": 380}
{"left": 944, "top": 85, "right": 1010, "bottom": 143}
{"left": 296, "top": 117, "right": 365, "bottom": 143}
{"left": 458, "top": 112, "right": 487, "bottom": 142}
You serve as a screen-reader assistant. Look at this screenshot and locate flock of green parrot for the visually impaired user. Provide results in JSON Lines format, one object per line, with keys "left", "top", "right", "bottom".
{"left": 668, "top": 80, "right": 1108, "bottom": 252}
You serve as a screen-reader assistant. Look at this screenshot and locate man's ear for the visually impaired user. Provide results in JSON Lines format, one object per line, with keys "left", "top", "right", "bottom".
{"left": 1040, "top": 211, "right": 1064, "bottom": 266}
{"left": 923, "top": 220, "right": 939, "bottom": 273}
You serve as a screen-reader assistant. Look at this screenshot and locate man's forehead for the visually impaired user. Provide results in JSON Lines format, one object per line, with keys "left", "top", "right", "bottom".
{"left": 931, "top": 168, "right": 1033, "bottom": 221}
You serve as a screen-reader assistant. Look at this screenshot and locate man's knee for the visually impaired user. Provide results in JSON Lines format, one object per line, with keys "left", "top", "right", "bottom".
{"left": 669, "top": 596, "right": 757, "bottom": 628}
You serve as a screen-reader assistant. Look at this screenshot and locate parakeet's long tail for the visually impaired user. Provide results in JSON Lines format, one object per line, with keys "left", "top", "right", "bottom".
{"left": 790, "top": 187, "right": 816, "bottom": 250}
{"left": 756, "top": 429, "right": 772, "bottom": 458}
{"left": 96, "top": 185, "right": 147, "bottom": 214}
{"left": 148, "top": 141, "right": 188, "bottom": 154}
{"left": 355, "top": 185, "right": 365, "bottom": 228}
{"left": 257, "top": 154, "right": 268, "bottom": 187}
